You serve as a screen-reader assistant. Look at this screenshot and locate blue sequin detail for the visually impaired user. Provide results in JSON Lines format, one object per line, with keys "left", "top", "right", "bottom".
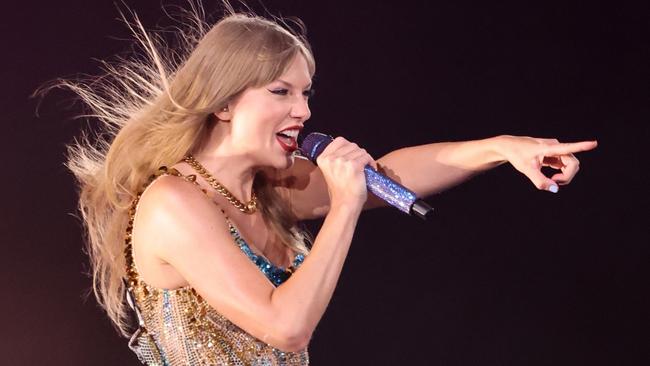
{"left": 228, "top": 221, "right": 305, "bottom": 287}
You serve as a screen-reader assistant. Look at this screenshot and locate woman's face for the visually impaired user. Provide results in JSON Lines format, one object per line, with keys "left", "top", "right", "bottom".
{"left": 225, "top": 54, "right": 313, "bottom": 170}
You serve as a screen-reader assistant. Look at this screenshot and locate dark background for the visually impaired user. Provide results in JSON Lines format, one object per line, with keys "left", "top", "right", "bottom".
{"left": 2, "top": 0, "right": 648, "bottom": 365}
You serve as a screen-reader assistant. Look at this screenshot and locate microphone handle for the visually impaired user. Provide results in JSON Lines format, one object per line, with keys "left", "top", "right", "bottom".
{"left": 364, "top": 166, "right": 434, "bottom": 220}
{"left": 299, "top": 132, "right": 433, "bottom": 220}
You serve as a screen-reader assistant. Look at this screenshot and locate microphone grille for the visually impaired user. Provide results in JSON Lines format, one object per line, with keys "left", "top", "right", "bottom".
{"left": 299, "top": 132, "right": 333, "bottom": 162}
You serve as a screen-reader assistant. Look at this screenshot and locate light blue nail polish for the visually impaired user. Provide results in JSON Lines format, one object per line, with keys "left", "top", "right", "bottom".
{"left": 548, "top": 185, "right": 559, "bottom": 193}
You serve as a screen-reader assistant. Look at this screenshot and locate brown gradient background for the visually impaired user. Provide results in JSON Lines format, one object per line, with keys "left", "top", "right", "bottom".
{"left": 2, "top": 1, "right": 648, "bottom": 365}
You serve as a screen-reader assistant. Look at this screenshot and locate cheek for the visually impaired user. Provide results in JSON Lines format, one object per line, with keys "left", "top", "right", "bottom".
{"left": 248, "top": 105, "right": 288, "bottom": 130}
{"left": 231, "top": 96, "right": 289, "bottom": 140}
{"left": 231, "top": 113, "right": 276, "bottom": 144}
{"left": 241, "top": 96, "right": 283, "bottom": 118}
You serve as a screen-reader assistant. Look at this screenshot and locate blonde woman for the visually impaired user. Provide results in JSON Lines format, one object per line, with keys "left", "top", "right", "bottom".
{"left": 59, "top": 6, "right": 597, "bottom": 366}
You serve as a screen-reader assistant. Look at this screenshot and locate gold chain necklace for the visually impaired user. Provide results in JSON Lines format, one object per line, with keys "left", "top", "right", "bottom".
{"left": 183, "top": 155, "right": 258, "bottom": 214}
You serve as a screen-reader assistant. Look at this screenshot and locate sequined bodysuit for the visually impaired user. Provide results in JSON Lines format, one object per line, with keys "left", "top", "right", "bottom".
{"left": 124, "top": 167, "right": 309, "bottom": 365}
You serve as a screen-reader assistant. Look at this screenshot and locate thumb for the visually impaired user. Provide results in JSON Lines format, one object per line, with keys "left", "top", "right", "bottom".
{"left": 524, "top": 168, "right": 559, "bottom": 193}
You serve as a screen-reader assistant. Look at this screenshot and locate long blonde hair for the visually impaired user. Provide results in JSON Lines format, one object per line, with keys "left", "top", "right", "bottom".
{"left": 46, "top": 4, "right": 315, "bottom": 335}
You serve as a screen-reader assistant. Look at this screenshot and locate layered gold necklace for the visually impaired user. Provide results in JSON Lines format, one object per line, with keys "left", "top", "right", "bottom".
{"left": 183, "top": 155, "right": 258, "bottom": 214}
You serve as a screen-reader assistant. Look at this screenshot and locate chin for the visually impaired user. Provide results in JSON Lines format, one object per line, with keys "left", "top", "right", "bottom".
{"left": 278, "top": 153, "right": 296, "bottom": 170}
{"left": 260, "top": 153, "right": 295, "bottom": 172}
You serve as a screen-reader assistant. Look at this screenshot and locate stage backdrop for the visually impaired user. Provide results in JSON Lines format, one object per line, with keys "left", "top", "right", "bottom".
{"left": 2, "top": 1, "right": 648, "bottom": 365}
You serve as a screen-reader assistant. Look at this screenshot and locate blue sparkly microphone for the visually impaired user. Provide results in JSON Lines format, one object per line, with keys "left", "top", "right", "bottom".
{"left": 299, "top": 132, "right": 434, "bottom": 220}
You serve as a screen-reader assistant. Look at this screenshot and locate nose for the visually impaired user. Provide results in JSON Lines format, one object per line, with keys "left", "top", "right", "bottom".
{"left": 289, "top": 96, "right": 311, "bottom": 121}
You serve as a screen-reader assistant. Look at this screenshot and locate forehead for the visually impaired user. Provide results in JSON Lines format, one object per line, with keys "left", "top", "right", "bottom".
{"left": 276, "top": 54, "right": 312, "bottom": 87}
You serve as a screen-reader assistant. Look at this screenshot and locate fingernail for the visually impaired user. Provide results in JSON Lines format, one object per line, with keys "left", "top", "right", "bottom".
{"left": 548, "top": 184, "right": 559, "bottom": 193}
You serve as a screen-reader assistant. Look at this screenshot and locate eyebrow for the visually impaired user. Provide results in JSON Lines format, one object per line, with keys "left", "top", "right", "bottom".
{"left": 277, "top": 79, "right": 312, "bottom": 89}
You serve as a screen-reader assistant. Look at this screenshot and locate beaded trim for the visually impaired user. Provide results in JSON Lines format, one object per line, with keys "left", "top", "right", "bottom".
{"left": 124, "top": 166, "right": 182, "bottom": 289}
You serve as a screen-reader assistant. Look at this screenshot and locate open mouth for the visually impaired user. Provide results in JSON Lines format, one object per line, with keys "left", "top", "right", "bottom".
{"left": 276, "top": 129, "right": 299, "bottom": 152}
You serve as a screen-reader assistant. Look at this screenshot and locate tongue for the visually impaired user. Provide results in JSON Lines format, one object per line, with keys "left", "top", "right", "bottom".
{"left": 277, "top": 134, "right": 293, "bottom": 144}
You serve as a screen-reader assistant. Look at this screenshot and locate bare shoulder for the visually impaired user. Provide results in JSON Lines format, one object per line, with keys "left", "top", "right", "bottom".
{"left": 135, "top": 173, "right": 230, "bottom": 244}
{"left": 132, "top": 173, "right": 232, "bottom": 287}
{"left": 138, "top": 173, "right": 211, "bottom": 213}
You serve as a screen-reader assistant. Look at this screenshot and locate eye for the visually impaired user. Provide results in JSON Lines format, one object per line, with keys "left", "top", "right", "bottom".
{"left": 269, "top": 88, "right": 289, "bottom": 95}
{"left": 303, "top": 88, "right": 316, "bottom": 98}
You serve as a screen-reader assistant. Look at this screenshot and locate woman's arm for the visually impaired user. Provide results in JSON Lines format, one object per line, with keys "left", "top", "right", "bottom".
{"left": 136, "top": 138, "right": 373, "bottom": 352}
{"left": 136, "top": 176, "right": 362, "bottom": 352}
{"left": 276, "top": 135, "right": 598, "bottom": 219}
{"left": 364, "top": 136, "right": 507, "bottom": 208}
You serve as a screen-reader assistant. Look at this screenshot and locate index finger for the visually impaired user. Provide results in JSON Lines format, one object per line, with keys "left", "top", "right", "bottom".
{"left": 544, "top": 140, "right": 598, "bottom": 155}
{"left": 319, "top": 136, "right": 348, "bottom": 156}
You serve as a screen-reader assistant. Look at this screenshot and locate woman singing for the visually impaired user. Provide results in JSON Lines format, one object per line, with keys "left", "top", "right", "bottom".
{"left": 59, "top": 5, "right": 597, "bottom": 366}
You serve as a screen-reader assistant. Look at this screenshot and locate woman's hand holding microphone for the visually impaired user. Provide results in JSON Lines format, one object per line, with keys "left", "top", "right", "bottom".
{"left": 315, "top": 137, "right": 378, "bottom": 210}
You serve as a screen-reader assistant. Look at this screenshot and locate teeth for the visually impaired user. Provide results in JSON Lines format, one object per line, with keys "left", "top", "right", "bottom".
{"left": 279, "top": 129, "right": 299, "bottom": 138}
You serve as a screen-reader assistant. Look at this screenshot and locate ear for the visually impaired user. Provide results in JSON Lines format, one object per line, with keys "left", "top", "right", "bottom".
{"left": 214, "top": 105, "right": 232, "bottom": 121}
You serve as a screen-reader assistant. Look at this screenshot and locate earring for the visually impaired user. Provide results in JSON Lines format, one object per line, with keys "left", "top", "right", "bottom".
{"left": 221, "top": 106, "right": 229, "bottom": 112}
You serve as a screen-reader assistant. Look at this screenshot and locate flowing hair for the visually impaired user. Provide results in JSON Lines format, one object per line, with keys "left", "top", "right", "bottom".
{"left": 38, "top": 2, "right": 315, "bottom": 336}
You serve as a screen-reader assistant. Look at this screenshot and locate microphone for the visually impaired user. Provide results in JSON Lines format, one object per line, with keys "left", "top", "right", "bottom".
{"left": 299, "top": 132, "right": 434, "bottom": 220}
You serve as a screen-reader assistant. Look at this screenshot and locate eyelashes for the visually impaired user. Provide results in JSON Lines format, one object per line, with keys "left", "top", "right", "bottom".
{"left": 268, "top": 88, "right": 288, "bottom": 95}
{"left": 269, "top": 88, "right": 315, "bottom": 98}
